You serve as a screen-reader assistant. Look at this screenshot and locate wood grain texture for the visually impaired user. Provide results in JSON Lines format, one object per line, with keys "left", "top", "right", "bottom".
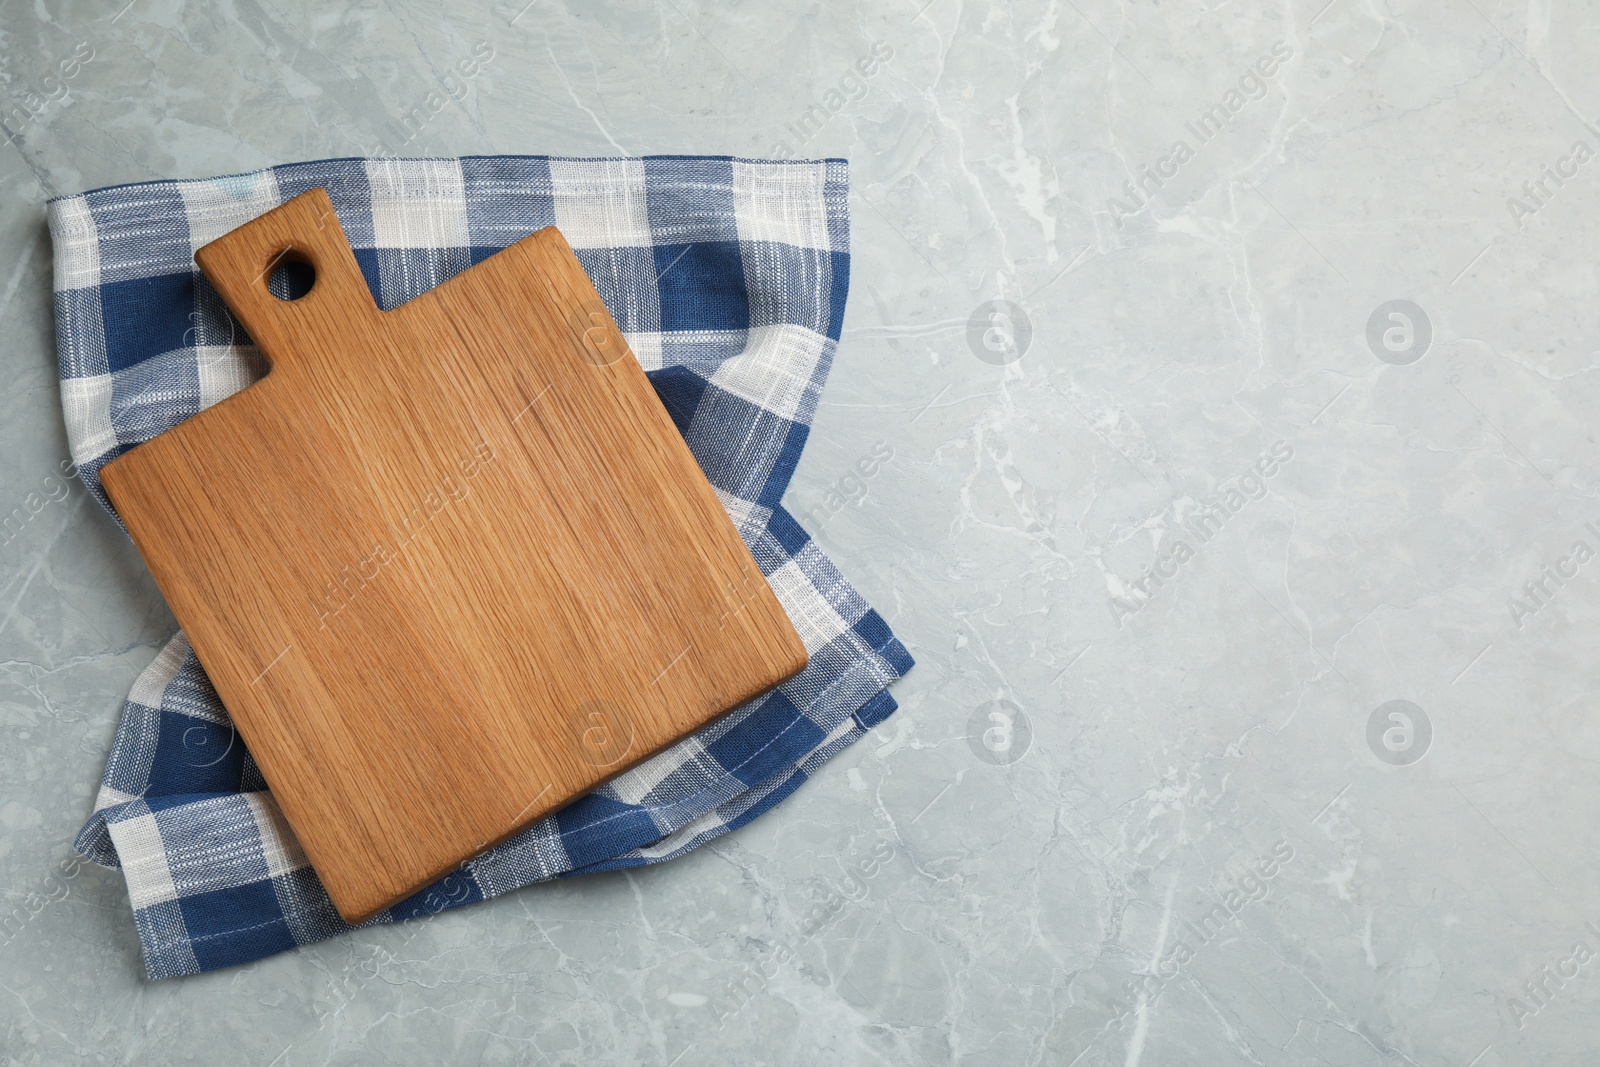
{"left": 99, "top": 188, "right": 808, "bottom": 923}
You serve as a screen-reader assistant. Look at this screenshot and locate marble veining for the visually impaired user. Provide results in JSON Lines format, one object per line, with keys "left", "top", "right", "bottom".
{"left": 4, "top": 0, "right": 1600, "bottom": 1063}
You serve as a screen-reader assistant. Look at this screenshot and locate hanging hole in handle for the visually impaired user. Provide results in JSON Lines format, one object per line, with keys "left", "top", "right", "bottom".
{"left": 264, "top": 248, "right": 317, "bottom": 302}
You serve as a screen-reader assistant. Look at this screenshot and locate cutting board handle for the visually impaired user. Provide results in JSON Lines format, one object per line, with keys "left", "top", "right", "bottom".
{"left": 194, "top": 187, "right": 379, "bottom": 375}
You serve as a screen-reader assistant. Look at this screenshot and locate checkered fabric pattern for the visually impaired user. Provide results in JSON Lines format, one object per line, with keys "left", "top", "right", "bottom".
{"left": 49, "top": 156, "right": 912, "bottom": 979}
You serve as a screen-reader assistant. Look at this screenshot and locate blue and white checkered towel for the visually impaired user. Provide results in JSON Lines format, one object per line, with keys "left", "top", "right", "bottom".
{"left": 48, "top": 156, "right": 912, "bottom": 980}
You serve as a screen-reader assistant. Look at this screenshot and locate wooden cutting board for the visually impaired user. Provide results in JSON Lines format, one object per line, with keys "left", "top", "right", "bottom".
{"left": 100, "top": 188, "right": 808, "bottom": 924}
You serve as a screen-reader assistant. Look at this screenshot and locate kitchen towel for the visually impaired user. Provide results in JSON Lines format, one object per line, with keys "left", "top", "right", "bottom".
{"left": 49, "top": 155, "right": 913, "bottom": 979}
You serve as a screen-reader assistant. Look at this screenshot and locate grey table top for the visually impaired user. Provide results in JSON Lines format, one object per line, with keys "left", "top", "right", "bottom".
{"left": 3, "top": 1, "right": 1598, "bottom": 1064}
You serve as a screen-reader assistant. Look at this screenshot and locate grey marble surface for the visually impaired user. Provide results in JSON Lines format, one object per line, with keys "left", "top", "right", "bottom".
{"left": 3, "top": 0, "right": 1599, "bottom": 1064}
